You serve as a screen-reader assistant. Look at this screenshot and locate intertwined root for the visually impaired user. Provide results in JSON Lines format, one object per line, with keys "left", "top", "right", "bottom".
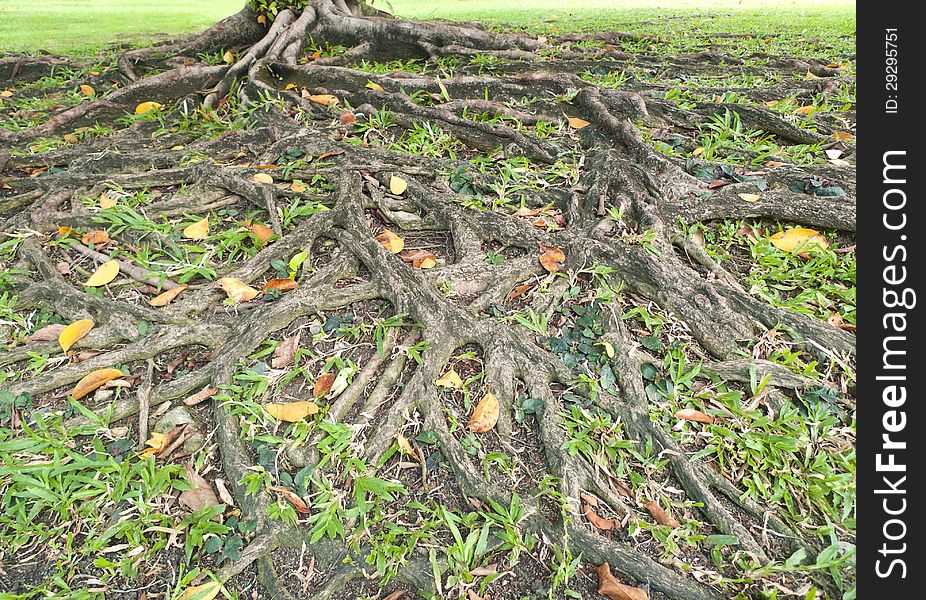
{"left": 1, "top": 1, "right": 855, "bottom": 597}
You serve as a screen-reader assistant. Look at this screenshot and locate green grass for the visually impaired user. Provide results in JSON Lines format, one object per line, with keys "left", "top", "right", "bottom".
{"left": 0, "top": 0, "right": 854, "bottom": 54}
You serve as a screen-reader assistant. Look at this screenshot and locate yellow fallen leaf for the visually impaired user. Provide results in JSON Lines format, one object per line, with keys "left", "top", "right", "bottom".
{"left": 284, "top": 83, "right": 297, "bottom": 90}
{"left": 253, "top": 172, "right": 274, "bottom": 184}
{"left": 376, "top": 229, "right": 404, "bottom": 254}
{"left": 99, "top": 192, "right": 118, "bottom": 208}
{"left": 308, "top": 94, "right": 339, "bottom": 107}
{"left": 265, "top": 401, "right": 319, "bottom": 422}
{"left": 59, "top": 319, "right": 94, "bottom": 352}
{"left": 63, "top": 133, "right": 79, "bottom": 144}
{"left": 223, "top": 50, "right": 235, "bottom": 64}
{"left": 249, "top": 222, "right": 275, "bottom": 243}
{"left": 290, "top": 180, "right": 306, "bottom": 192}
{"left": 794, "top": 105, "right": 815, "bottom": 116}
{"left": 389, "top": 175, "right": 408, "bottom": 195}
{"left": 539, "top": 244, "right": 566, "bottom": 273}
{"left": 180, "top": 581, "right": 221, "bottom": 600}
{"left": 805, "top": 69, "right": 820, "bottom": 80}
{"left": 692, "top": 147, "right": 704, "bottom": 157}
{"left": 257, "top": 14, "right": 267, "bottom": 24}
{"left": 149, "top": 284, "right": 189, "bottom": 306}
{"left": 737, "top": 193, "right": 760, "bottom": 202}
{"left": 0, "top": 90, "right": 13, "bottom": 98}
{"left": 79, "top": 84, "right": 95, "bottom": 97}
{"left": 468, "top": 391, "right": 500, "bottom": 433}
{"left": 84, "top": 260, "right": 120, "bottom": 286}
{"left": 81, "top": 230, "right": 110, "bottom": 245}
{"left": 418, "top": 256, "right": 436, "bottom": 269}
{"left": 436, "top": 368, "right": 463, "bottom": 389}
{"left": 770, "top": 228, "right": 829, "bottom": 254}
{"left": 366, "top": 81, "right": 384, "bottom": 92}
{"left": 397, "top": 433, "right": 419, "bottom": 461}
{"left": 568, "top": 117, "right": 590, "bottom": 129}
{"left": 71, "top": 367, "right": 124, "bottom": 400}
{"left": 833, "top": 131, "right": 854, "bottom": 141}
{"left": 137, "top": 432, "right": 168, "bottom": 458}
{"left": 216, "top": 277, "right": 259, "bottom": 303}
{"left": 182, "top": 217, "right": 209, "bottom": 240}
{"left": 135, "top": 101, "right": 163, "bottom": 115}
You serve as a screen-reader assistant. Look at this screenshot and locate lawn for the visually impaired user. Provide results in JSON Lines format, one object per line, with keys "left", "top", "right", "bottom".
{"left": 0, "top": 0, "right": 854, "bottom": 53}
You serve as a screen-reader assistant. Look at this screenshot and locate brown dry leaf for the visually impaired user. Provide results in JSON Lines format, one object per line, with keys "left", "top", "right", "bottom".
{"left": 376, "top": 229, "right": 405, "bottom": 254}
{"left": 468, "top": 391, "right": 500, "bottom": 433}
{"left": 313, "top": 372, "right": 335, "bottom": 399}
{"left": 314, "top": 149, "right": 344, "bottom": 162}
{"left": 262, "top": 278, "right": 299, "bottom": 293}
{"left": 568, "top": 116, "right": 590, "bottom": 129}
{"left": 28, "top": 323, "right": 66, "bottom": 343}
{"left": 795, "top": 105, "right": 816, "bottom": 116}
{"left": 63, "top": 133, "right": 79, "bottom": 144}
{"left": 643, "top": 500, "right": 680, "bottom": 528}
{"left": 397, "top": 433, "right": 419, "bottom": 462}
{"left": 79, "top": 84, "right": 95, "bottom": 97}
{"left": 400, "top": 249, "right": 437, "bottom": 269}
{"left": 690, "top": 229, "right": 705, "bottom": 248}
{"left": 179, "top": 464, "right": 222, "bottom": 512}
{"left": 389, "top": 175, "right": 408, "bottom": 195}
{"left": 435, "top": 368, "right": 464, "bottom": 390}
{"left": 84, "top": 259, "right": 120, "bottom": 286}
{"left": 257, "top": 14, "right": 267, "bottom": 24}
{"left": 290, "top": 180, "right": 307, "bottom": 192}
{"left": 583, "top": 503, "right": 615, "bottom": 531}
{"left": 539, "top": 244, "right": 566, "bottom": 273}
{"left": 216, "top": 278, "right": 259, "bottom": 303}
{"left": 308, "top": 94, "right": 339, "bottom": 106}
{"left": 99, "top": 192, "right": 118, "bottom": 208}
{"left": 770, "top": 228, "right": 829, "bottom": 254}
{"left": 271, "top": 332, "right": 301, "bottom": 369}
{"left": 595, "top": 563, "right": 649, "bottom": 600}
{"left": 674, "top": 408, "right": 714, "bottom": 424}
{"left": 80, "top": 230, "right": 110, "bottom": 245}
{"left": 58, "top": 226, "right": 77, "bottom": 238}
{"left": 183, "top": 386, "right": 218, "bottom": 406}
{"left": 339, "top": 111, "right": 357, "bottom": 125}
{"left": 580, "top": 491, "right": 599, "bottom": 507}
{"left": 252, "top": 172, "right": 274, "bottom": 184}
{"left": 59, "top": 319, "right": 94, "bottom": 352}
{"left": 182, "top": 217, "right": 209, "bottom": 240}
{"left": 505, "top": 283, "right": 534, "bottom": 302}
{"left": 249, "top": 222, "right": 275, "bottom": 242}
{"left": 707, "top": 179, "right": 731, "bottom": 190}
{"left": 833, "top": 131, "right": 854, "bottom": 141}
{"left": 180, "top": 581, "right": 221, "bottom": 600}
{"left": 470, "top": 564, "right": 498, "bottom": 577}
{"left": 149, "top": 284, "right": 189, "bottom": 307}
{"left": 512, "top": 206, "right": 542, "bottom": 217}
{"left": 737, "top": 193, "right": 761, "bottom": 203}
{"left": 268, "top": 485, "right": 311, "bottom": 513}
{"left": 828, "top": 312, "right": 856, "bottom": 332}
{"left": 383, "top": 591, "right": 408, "bottom": 600}
{"left": 71, "top": 367, "right": 124, "bottom": 399}
{"left": 265, "top": 401, "right": 319, "bottom": 422}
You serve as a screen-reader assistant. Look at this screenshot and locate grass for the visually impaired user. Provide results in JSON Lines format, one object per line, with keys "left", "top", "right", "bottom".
{"left": 0, "top": 0, "right": 854, "bottom": 53}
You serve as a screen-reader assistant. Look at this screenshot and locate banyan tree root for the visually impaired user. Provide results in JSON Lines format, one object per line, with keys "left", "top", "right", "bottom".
{"left": 0, "top": 1, "right": 855, "bottom": 598}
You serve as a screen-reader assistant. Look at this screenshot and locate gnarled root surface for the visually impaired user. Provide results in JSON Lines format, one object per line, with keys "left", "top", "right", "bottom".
{"left": 1, "top": 1, "right": 855, "bottom": 598}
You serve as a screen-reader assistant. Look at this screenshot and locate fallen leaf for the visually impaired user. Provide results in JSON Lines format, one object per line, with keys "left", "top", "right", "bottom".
{"left": 568, "top": 116, "right": 590, "bottom": 129}
{"left": 265, "top": 401, "right": 319, "bottom": 422}
{"left": 308, "top": 94, "right": 339, "bottom": 107}
{"left": 290, "top": 180, "right": 307, "bottom": 192}
{"left": 584, "top": 503, "right": 615, "bottom": 531}
{"left": 99, "top": 192, "right": 118, "bottom": 208}
{"left": 80, "top": 230, "right": 110, "bottom": 245}
{"left": 179, "top": 464, "right": 222, "bottom": 512}
{"left": 795, "top": 105, "right": 816, "bottom": 115}
{"left": 468, "top": 391, "right": 500, "bottom": 433}
{"left": 284, "top": 83, "right": 297, "bottom": 90}
{"left": 397, "top": 433, "right": 419, "bottom": 461}
{"left": 436, "top": 368, "right": 464, "bottom": 389}
{"left": 135, "top": 101, "right": 163, "bottom": 115}
{"left": 389, "top": 175, "right": 408, "bottom": 195}
{"left": 833, "top": 131, "right": 854, "bottom": 141}
{"left": 268, "top": 485, "right": 311, "bottom": 513}
{"left": 252, "top": 172, "right": 274, "bottom": 184}
{"left": 828, "top": 312, "right": 856, "bottom": 332}
{"left": 216, "top": 278, "right": 259, "bottom": 303}
{"left": 595, "top": 563, "right": 649, "bottom": 600}
{"left": 262, "top": 278, "right": 299, "bottom": 293}
{"left": 58, "top": 226, "right": 77, "bottom": 238}
{"left": 470, "top": 564, "right": 498, "bottom": 577}
{"left": 71, "top": 367, "right": 124, "bottom": 400}
{"left": 180, "top": 581, "right": 221, "bottom": 600}
{"left": 366, "top": 81, "right": 384, "bottom": 92}
{"left": 28, "top": 323, "right": 66, "bottom": 343}
{"left": 249, "top": 222, "right": 275, "bottom": 242}
{"left": 149, "top": 284, "right": 189, "bottom": 306}
{"left": 674, "top": 408, "right": 714, "bottom": 424}
{"left": 0, "top": 90, "right": 13, "bottom": 98}
{"left": 400, "top": 249, "right": 437, "bottom": 269}
{"left": 63, "top": 133, "right": 79, "bottom": 144}
{"left": 339, "top": 111, "right": 357, "bottom": 125}
{"left": 376, "top": 229, "right": 405, "bottom": 254}
{"left": 183, "top": 386, "right": 218, "bottom": 406}
{"left": 643, "top": 500, "right": 680, "bottom": 528}
{"left": 183, "top": 217, "right": 209, "bottom": 240}
{"left": 223, "top": 50, "right": 235, "bottom": 64}
{"left": 59, "top": 319, "right": 94, "bottom": 352}
{"left": 505, "top": 283, "right": 534, "bottom": 302}
{"left": 137, "top": 431, "right": 170, "bottom": 458}
{"left": 539, "top": 244, "right": 566, "bottom": 273}
{"left": 79, "top": 84, "right": 95, "bottom": 97}
{"left": 257, "top": 14, "right": 267, "bottom": 24}
{"left": 737, "top": 193, "right": 760, "bottom": 202}
{"left": 770, "top": 228, "right": 828, "bottom": 254}
{"left": 84, "top": 260, "right": 120, "bottom": 286}
{"left": 271, "top": 332, "right": 301, "bottom": 369}
{"left": 313, "top": 372, "right": 335, "bottom": 398}
{"left": 512, "top": 206, "right": 542, "bottom": 217}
